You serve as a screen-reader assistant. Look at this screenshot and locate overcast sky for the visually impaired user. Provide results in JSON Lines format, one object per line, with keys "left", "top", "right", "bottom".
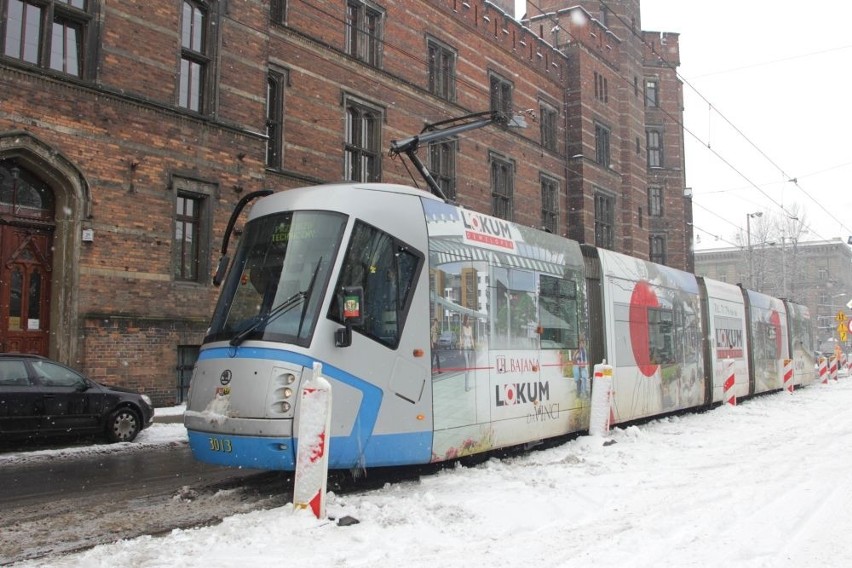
{"left": 517, "top": 0, "right": 852, "bottom": 250}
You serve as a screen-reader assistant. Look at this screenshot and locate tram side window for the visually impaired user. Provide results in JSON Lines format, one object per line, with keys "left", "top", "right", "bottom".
{"left": 539, "top": 275, "right": 579, "bottom": 349}
{"left": 647, "top": 307, "right": 675, "bottom": 365}
{"left": 329, "top": 221, "right": 422, "bottom": 348}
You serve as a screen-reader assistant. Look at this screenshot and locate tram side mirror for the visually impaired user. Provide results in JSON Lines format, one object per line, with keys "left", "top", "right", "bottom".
{"left": 213, "top": 255, "right": 230, "bottom": 287}
{"left": 335, "top": 286, "right": 364, "bottom": 348}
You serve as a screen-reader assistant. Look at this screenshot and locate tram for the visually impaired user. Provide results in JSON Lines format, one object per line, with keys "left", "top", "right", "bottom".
{"left": 184, "top": 181, "right": 814, "bottom": 471}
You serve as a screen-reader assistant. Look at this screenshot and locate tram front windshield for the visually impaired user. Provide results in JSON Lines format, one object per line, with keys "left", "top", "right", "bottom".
{"left": 205, "top": 211, "right": 347, "bottom": 346}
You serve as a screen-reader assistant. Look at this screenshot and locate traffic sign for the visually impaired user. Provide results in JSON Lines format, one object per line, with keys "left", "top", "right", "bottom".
{"left": 837, "top": 311, "right": 847, "bottom": 323}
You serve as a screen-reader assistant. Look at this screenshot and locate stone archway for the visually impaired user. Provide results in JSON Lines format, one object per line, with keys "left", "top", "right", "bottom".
{"left": 0, "top": 131, "right": 91, "bottom": 364}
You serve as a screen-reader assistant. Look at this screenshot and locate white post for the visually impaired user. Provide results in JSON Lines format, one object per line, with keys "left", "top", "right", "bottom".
{"left": 723, "top": 359, "right": 736, "bottom": 406}
{"left": 588, "top": 362, "right": 613, "bottom": 437}
{"left": 293, "top": 362, "right": 332, "bottom": 519}
{"left": 783, "top": 358, "right": 793, "bottom": 393}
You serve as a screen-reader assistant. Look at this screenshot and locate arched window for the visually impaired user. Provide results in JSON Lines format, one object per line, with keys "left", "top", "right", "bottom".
{"left": 0, "top": 161, "right": 55, "bottom": 221}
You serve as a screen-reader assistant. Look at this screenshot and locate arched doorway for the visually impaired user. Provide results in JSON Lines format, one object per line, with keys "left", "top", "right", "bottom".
{"left": 0, "top": 160, "right": 55, "bottom": 355}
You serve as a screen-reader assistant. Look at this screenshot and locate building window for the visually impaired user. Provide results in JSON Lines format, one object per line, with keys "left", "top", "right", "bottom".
{"left": 489, "top": 73, "right": 513, "bottom": 117}
{"left": 2, "top": 0, "right": 93, "bottom": 78}
{"left": 645, "top": 79, "right": 659, "bottom": 107}
{"left": 540, "top": 103, "right": 558, "bottom": 152}
{"left": 650, "top": 234, "right": 666, "bottom": 264}
{"left": 647, "top": 129, "right": 662, "bottom": 168}
{"left": 270, "top": 0, "right": 286, "bottom": 24}
{"left": 429, "top": 140, "right": 456, "bottom": 201}
{"left": 428, "top": 38, "right": 455, "bottom": 101}
{"left": 594, "top": 191, "right": 614, "bottom": 249}
{"left": 266, "top": 69, "right": 287, "bottom": 168}
{"left": 648, "top": 186, "right": 663, "bottom": 217}
{"left": 174, "top": 194, "right": 202, "bottom": 281}
{"left": 176, "top": 345, "right": 200, "bottom": 403}
{"left": 594, "top": 72, "right": 608, "bottom": 102}
{"left": 172, "top": 176, "right": 214, "bottom": 283}
{"left": 346, "top": 0, "right": 383, "bottom": 67}
{"left": 179, "top": 1, "right": 215, "bottom": 113}
{"left": 541, "top": 175, "right": 559, "bottom": 234}
{"left": 595, "top": 123, "right": 611, "bottom": 168}
{"left": 490, "top": 154, "right": 514, "bottom": 221}
{"left": 344, "top": 97, "right": 382, "bottom": 182}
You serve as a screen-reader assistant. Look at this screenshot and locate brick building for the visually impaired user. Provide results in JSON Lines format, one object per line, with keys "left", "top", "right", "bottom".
{"left": 0, "top": 0, "right": 686, "bottom": 405}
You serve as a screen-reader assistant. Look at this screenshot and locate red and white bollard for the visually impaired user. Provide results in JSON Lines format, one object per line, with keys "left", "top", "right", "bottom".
{"left": 588, "top": 362, "right": 613, "bottom": 437}
{"left": 783, "top": 358, "right": 794, "bottom": 393}
{"left": 819, "top": 357, "right": 828, "bottom": 385}
{"left": 293, "top": 362, "right": 332, "bottom": 519}
{"left": 830, "top": 356, "right": 839, "bottom": 382}
{"left": 723, "top": 359, "right": 736, "bottom": 406}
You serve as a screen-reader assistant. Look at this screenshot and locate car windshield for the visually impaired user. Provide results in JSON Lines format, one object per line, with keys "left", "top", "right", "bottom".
{"left": 205, "top": 211, "right": 347, "bottom": 346}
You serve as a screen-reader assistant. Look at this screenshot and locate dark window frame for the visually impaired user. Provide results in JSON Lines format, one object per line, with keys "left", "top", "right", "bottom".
{"left": 650, "top": 233, "right": 666, "bottom": 265}
{"left": 595, "top": 122, "right": 611, "bottom": 168}
{"left": 178, "top": 0, "right": 217, "bottom": 114}
{"left": 645, "top": 78, "right": 659, "bottom": 107}
{"left": 2, "top": 0, "right": 94, "bottom": 79}
{"left": 344, "top": 95, "right": 383, "bottom": 182}
{"left": 648, "top": 185, "right": 663, "bottom": 217}
{"left": 594, "top": 190, "right": 615, "bottom": 249}
{"left": 266, "top": 68, "right": 287, "bottom": 169}
{"left": 428, "top": 139, "right": 457, "bottom": 201}
{"left": 171, "top": 175, "right": 215, "bottom": 284}
{"left": 490, "top": 152, "right": 514, "bottom": 221}
{"left": 540, "top": 174, "right": 559, "bottom": 234}
{"left": 346, "top": 0, "right": 383, "bottom": 68}
{"left": 647, "top": 128, "right": 662, "bottom": 168}
{"left": 427, "top": 37, "right": 456, "bottom": 101}
{"left": 489, "top": 72, "right": 513, "bottom": 117}
{"left": 540, "top": 101, "right": 558, "bottom": 152}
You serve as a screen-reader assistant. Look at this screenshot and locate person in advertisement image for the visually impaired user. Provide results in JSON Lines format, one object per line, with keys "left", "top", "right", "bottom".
{"left": 462, "top": 314, "right": 475, "bottom": 391}
{"left": 573, "top": 338, "right": 589, "bottom": 398}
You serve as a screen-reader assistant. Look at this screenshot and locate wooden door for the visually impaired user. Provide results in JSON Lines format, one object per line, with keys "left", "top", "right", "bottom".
{"left": 0, "top": 225, "right": 52, "bottom": 355}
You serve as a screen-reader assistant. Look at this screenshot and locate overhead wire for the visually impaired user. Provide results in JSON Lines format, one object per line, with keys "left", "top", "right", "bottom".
{"left": 594, "top": 0, "right": 851, "bottom": 241}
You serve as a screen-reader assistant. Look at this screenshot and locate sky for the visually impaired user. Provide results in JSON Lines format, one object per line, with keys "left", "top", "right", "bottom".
{"left": 7, "top": 373, "right": 852, "bottom": 567}
{"left": 516, "top": 0, "right": 852, "bottom": 250}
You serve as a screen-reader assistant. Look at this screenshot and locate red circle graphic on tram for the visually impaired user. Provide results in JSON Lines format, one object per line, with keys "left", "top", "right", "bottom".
{"left": 630, "top": 280, "right": 660, "bottom": 377}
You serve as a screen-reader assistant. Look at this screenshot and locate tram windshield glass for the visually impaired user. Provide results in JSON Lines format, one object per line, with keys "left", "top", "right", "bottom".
{"left": 205, "top": 211, "right": 347, "bottom": 346}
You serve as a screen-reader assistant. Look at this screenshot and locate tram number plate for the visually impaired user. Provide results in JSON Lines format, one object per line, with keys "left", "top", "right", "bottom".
{"left": 208, "top": 437, "right": 233, "bottom": 453}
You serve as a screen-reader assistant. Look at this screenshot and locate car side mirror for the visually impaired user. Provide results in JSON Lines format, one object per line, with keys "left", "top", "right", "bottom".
{"left": 76, "top": 380, "right": 90, "bottom": 392}
{"left": 335, "top": 286, "right": 364, "bottom": 348}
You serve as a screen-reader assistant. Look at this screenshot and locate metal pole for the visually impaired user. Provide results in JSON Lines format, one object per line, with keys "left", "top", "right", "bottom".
{"left": 747, "top": 214, "right": 753, "bottom": 289}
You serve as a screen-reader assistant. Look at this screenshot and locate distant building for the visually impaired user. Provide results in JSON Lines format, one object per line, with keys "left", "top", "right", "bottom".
{"left": 694, "top": 239, "right": 852, "bottom": 353}
{"left": 0, "top": 0, "right": 687, "bottom": 404}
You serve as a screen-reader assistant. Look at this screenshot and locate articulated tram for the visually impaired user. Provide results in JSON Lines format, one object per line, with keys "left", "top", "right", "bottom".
{"left": 184, "top": 182, "right": 814, "bottom": 471}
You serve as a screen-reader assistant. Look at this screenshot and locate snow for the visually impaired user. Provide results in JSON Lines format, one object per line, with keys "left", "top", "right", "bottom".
{"left": 12, "top": 380, "right": 852, "bottom": 567}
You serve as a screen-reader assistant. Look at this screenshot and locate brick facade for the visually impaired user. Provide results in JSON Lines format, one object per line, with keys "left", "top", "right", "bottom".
{"left": 0, "top": 0, "right": 686, "bottom": 405}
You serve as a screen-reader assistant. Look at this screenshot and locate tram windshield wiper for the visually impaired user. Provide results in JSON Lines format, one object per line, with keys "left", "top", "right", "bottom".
{"left": 297, "top": 257, "right": 322, "bottom": 337}
{"left": 229, "top": 258, "right": 324, "bottom": 347}
{"left": 229, "top": 291, "right": 307, "bottom": 347}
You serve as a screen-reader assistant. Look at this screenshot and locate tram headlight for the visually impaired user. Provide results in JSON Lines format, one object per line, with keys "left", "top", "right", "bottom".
{"left": 282, "top": 401, "right": 291, "bottom": 413}
{"left": 283, "top": 387, "right": 293, "bottom": 399}
{"left": 285, "top": 373, "right": 296, "bottom": 385}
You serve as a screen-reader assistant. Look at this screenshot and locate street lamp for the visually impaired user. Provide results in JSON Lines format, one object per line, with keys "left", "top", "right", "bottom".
{"left": 746, "top": 211, "right": 763, "bottom": 289}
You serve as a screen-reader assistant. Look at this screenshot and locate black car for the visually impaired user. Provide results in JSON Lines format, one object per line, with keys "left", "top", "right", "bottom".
{"left": 0, "top": 354, "right": 154, "bottom": 444}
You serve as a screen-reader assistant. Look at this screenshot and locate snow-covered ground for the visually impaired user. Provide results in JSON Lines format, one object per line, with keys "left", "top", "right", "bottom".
{"left": 0, "top": 405, "right": 189, "bottom": 467}
{"left": 13, "top": 379, "right": 852, "bottom": 567}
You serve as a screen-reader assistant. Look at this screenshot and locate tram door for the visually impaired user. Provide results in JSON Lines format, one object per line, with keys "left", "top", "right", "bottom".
{"left": 0, "top": 162, "right": 55, "bottom": 356}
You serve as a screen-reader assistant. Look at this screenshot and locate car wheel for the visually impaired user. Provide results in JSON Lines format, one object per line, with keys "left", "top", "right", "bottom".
{"left": 107, "top": 407, "right": 141, "bottom": 443}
